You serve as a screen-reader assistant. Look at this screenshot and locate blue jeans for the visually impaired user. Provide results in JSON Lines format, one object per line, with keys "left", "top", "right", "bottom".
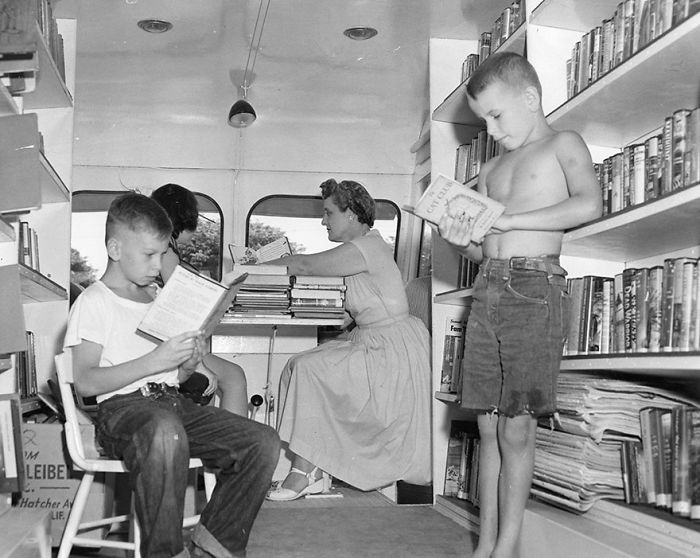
{"left": 461, "top": 256, "right": 569, "bottom": 417}
{"left": 96, "top": 386, "right": 280, "bottom": 558}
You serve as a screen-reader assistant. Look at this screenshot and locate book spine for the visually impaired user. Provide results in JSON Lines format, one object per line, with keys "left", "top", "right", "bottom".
{"left": 632, "top": 143, "right": 646, "bottom": 205}
{"left": 660, "top": 258, "right": 675, "bottom": 351}
{"left": 647, "top": 265, "right": 664, "bottom": 352}
{"left": 688, "top": 409, "right": 700, "bottom": 519}
{"left": 671, "top": 406, "right": 691, "bottom": 516}
{"left": 635, "top": 268, "right": 649, "bottom": 351}
{"left": 687, "top": 107, "right": 700, "bottom": 185}
{"left": 645, "top": 135, "right": 661, "bottom": 201}
{"left": 640, "top": 407, "right": 658, "bottom": 504}
{"left": 671, "top": 257, "right": 690, "bottom": 350}
{"left": 679, "top": 259, "right": 696, "bottom": 351}
{"left": 661, "top": 116, "right": 674, "bottom": 195}
{"left": 672, "top": 109, "right": 691, "bottom": 191}
{"left": 440, "top": 318, "right": 466, "bottom": 393}
{"left": 601, "top": 278, "right": 613, "bottom": 353}
{"left": 622, "top": 268, "right": 638, "bottom": 352}
{"left": 587, "top": 276, "right": 605, "bottom": 353}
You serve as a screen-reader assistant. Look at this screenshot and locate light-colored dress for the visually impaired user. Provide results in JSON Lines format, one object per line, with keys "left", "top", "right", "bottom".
{"left": 276, "top": 230, "right": 432, "bottom": 490}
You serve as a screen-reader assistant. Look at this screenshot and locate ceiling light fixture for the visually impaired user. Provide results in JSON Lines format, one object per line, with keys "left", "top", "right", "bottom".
{"left": 343, "top": 27, "right": 378, "bottom": 41}
{"left": 228, "top": 0, "right": 271, "bottom": 128}
{"left": 137, "top": 19, "right": 173, "bottom": 33}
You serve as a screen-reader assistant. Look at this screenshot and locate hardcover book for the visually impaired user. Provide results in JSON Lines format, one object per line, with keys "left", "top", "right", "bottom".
{"left": 137, "top": 265, "right": 247, "bottom": 343}
{"left": 229, "top": 236, "right": 291, "bottom": 264}
{"left": 403, "top": 173, "right": 505, "bottom": 243}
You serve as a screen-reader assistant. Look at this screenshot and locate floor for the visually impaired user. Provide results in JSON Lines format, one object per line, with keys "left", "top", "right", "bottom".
{"left": 51, "top": 482, "right": 475, "bottom": 557}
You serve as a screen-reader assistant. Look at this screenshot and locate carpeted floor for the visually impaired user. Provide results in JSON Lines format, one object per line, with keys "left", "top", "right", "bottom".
{"left": 247, "top": 505, "right": 476, "bottom": 557}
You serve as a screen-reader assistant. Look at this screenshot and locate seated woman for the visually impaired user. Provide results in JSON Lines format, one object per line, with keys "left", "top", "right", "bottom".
{"left": 151, "top": 183, "right": 248, "bottom": 416}
{"left": 266, "top": 178, "right": 432, "bottom": 501}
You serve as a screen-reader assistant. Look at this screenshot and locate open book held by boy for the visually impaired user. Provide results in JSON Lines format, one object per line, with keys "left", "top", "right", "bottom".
{"left": 437, "top": 52, "right": 602, "bottom": 558}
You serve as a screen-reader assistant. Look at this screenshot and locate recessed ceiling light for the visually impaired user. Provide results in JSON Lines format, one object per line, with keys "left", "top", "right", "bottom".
{"left": 137, "top": 19, "right": 173, "bottom": 33}
{"left": 343, "top": 27, "right": 378, "bottom": 41}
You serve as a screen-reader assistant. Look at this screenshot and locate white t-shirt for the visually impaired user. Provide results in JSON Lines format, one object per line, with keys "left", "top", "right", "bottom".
{"left": 64, "top": 281, "right": 179, "bottom": 403}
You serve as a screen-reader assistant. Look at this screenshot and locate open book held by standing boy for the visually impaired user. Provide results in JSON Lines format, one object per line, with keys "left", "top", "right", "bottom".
{"left": 437, "top": 52, "right": 602, "bottom": 558}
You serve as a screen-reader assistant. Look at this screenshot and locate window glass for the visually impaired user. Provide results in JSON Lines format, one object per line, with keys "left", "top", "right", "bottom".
{"left": 70, "top": 191, "right": 223, "bottom": 288}
{"left": 247, "top": 195, "right": 400, "bottom": 257}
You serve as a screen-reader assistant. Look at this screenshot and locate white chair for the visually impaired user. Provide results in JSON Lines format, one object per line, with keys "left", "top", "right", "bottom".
{"left": 54, "top": 351, "right": 215, "bottom": 558}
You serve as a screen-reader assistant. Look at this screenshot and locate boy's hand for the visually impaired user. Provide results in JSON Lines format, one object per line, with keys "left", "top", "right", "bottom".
{"left": 489, "top": 213, "right": 512, "bottom": 234}
{"left": 438, "top": 207, "right": 476, "bottom": 247}
{"left": 152, "top": 331, "right": 202, "bottom": 373}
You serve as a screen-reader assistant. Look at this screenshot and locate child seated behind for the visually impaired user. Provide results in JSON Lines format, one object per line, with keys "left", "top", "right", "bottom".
{"left": 151, "top": 183, "right": 248, "bottom": 416}
{"left": 65, "top": 192, "right": 279, "bottom": 558}
{"left": 438, "top": 52, "right": 602, "bottom": 558}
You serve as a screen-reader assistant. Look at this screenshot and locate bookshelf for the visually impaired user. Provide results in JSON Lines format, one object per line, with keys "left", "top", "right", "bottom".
{"left": 0, "top": 12, "right": 75, "bottom": 400}
{"left": 429, "top": 1, "right": 700, "bottom": 556}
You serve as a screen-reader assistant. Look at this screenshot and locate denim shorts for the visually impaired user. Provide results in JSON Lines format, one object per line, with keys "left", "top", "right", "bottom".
{"left": 460, "top": 255, "right": 570, "bottom": 417}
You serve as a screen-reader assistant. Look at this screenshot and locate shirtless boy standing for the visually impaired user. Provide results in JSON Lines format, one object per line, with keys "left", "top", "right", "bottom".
{"left": 438, "top": 52, "right": 602, "bottom": 558}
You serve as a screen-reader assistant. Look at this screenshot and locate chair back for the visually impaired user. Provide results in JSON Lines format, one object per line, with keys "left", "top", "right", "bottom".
{"left": 54, "top": 351, "right": 105, "bottom": 470}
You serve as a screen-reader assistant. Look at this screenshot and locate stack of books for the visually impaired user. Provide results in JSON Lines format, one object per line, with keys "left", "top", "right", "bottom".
{"left": 227, "top": 264, "right": 292, "bottom": 318}
{"left": 289, "top": 275, "right": 346, "bottom": 319}
{"left": 531, "top": 372, "right": 700, "bottom": 514}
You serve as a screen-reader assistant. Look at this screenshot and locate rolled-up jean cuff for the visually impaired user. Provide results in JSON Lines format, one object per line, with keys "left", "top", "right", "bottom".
{"left": 193, "top": 523, "right": 245, "bottom": 558}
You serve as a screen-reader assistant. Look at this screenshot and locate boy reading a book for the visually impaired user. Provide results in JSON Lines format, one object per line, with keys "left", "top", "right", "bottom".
{"left": 438, "top": 52, "right": 602, "bottom": 558}
{"left": 64, "top": 193, "right": 280, "bottom": 558}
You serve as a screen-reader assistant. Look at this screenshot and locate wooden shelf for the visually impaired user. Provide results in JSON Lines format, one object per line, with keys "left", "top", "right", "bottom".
{"left": 530, "top": 0, "right": 621, "bottom": 31}
{"left": 434, "top": 495, "right": 480, "bottom": 531}
{"left": 39, "top": 150, "right": 70, "bottom": 204}
{"left": 561, "top": 352, "right": 700, "bottom": 377}
{"left": 18, "top": 263, "right": 68, "bottom": 303}
{"left": 0, "top": 217, "right": 15, "bottom": 242}
{"left": 0, "top": 83, "right": 20, "bottom": 116}
{"left": 434, "top": 287, "right": 473, "bottom": 305}
{"left": 218, "top": 315, "right": 346, "bottom": 327}
{"left": 21, "top": 23, "right": 73, "bottom": 110}
{"left": 562, "top": 182, "right": 700, "bottom": 261}
{"left": 432, "top": 22, "right": 527, "bottom": 126}
{"left": 21, "top": 395, "right": 42, "bottom": 415}
{"left": 546, "top": 14, "right": 700, "bottom": 148}
{"left": 435, "top": 391, "right": 460, "bottom": 403}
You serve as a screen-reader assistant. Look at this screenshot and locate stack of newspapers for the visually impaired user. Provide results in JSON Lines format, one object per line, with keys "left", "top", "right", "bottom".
{"left": 532, "top": 372, "right": 700, "bottom": 513}
{"left": 289, "top": 275, "right": 346, "bottom": 319}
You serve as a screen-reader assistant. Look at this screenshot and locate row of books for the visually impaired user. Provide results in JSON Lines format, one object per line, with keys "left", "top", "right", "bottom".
{"left": 226, "top": 264, "right": 346, "bottom": 319}
{"left": 628, "top": 405, "right": 700, "bottom": 517}
{"left": 532, "top": 372, "right": 700, "bottom": 514}
{"left": 566, "top": 257, "right": 700, "bottom": 356}
{"left": 595, "top": 106, "right": 700, "bottom": 216}
{"left": 16, "top": 331, "right": 37, "bottom": 400}
{"left": 17, "top": 221, "right": 40, "bottom": 271}
{"left": 454, "top": 129, "right": 502, "bottom": 184}
{"left": 461, "top": 0, "right": 526, "bottom": 83}
{"left": 439, "top": 317, "right": 468, "bottom": 393}
{"left": 443, "top": 420, "right": 480, "bottom": 506}
{"left": 566, "top": 0, "right": 698, "bottom": 99}
{"left": 457, "top": 256, "right": 479, "bottom": 290}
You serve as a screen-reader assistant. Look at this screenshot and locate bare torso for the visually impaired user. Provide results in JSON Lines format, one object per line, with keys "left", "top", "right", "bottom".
{"left": 481, "top": 133, "right": 571, "bottom": 260}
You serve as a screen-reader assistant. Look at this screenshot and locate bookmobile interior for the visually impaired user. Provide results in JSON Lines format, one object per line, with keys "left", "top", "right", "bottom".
{"left": 2, "top": 0, "right": 700, "bottom": 556}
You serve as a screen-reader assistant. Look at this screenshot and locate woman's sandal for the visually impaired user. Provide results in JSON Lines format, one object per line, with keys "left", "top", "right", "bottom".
{"left": 266, "top": 466, "right": 331, "bottom": 501}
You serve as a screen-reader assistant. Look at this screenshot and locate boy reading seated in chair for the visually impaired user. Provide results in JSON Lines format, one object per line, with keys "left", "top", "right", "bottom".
{"left": 64, "top": 192, "right": 280, "bottom": 558}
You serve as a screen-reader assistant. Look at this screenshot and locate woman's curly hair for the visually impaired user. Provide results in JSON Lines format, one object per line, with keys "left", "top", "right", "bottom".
{"left": 319, "top": 179, "right": 375, "bottom": 227}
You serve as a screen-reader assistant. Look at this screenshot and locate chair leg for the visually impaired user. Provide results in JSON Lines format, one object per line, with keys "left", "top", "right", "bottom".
{"left": 130, "top": 496, "right": 142, "bottom": 558}
{"left": 203, "top": 470, "right": 216, "bottom": 501}
{"left": 57, "top": 471, "right": 95, "bottom": 558}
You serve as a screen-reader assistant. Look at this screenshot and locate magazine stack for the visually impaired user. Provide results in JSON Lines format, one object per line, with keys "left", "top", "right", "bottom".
{"left": 227, "top": 264, "right": 292, "bottom": 318}
{"left": 289, "top": 275, "right": 346, "bottom": 319}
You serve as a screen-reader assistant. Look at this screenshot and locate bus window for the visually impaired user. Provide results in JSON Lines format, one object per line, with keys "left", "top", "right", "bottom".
{"left": 247, "top": 195, "right": 400, "bottom": 258}
{"left": 71, "top": 190, "right": 224, "bottom": 288}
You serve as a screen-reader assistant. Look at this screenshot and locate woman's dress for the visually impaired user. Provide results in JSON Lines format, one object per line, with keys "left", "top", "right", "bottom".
{"left": 276, "top": 230, "right": 432, "bottom": 490}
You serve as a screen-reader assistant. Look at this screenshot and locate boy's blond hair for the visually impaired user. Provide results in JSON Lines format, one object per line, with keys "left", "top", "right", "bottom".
{"left": 466, "top": 51, "right": 542, "bottom": 99}
{"left": 105, "top": 192, "right": 172, "bottom": 245}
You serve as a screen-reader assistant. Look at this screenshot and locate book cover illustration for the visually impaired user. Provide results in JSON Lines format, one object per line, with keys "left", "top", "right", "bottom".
{"left": 229, "top": 236, "right": 291, "bottom": 264}
{"left": 403, "top": 173, "right": 505, "bottom": 243}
